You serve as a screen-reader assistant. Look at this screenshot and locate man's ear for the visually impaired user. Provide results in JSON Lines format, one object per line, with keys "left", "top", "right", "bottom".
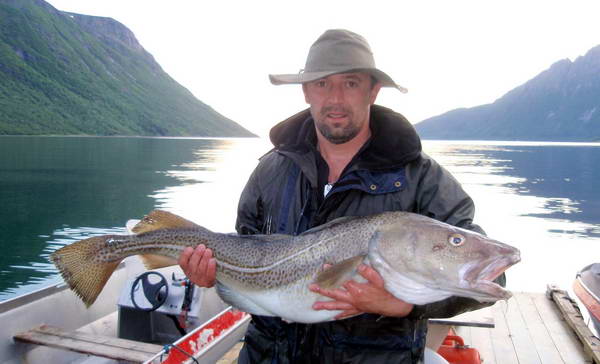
{"left": 369, "top": 82, "right": 382, "bottom": 105}
{"left": 302, "top": 83, "right": 310, "bottom": 104}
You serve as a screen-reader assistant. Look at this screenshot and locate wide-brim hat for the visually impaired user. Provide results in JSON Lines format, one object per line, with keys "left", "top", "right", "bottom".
{"left": 269, "top": 29, "right": 407, "bottom": 93}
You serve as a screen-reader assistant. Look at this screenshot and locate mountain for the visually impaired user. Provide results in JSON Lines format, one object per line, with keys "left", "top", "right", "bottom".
{"left": 0, "top": 0, "right": 254, "bottom": 137}
{"left": 415, "top": 45, "right": 600, "bottom": 141}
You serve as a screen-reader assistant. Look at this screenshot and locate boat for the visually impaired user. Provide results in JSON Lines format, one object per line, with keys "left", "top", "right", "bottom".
{"left": 0, "top": 257, "right": 249, "bottom": 364}
{"left": 573, "top": 263, "right": 600, "bottom": 336}
{"left": 0, "top": 254, "right": 485, "bottom": 364}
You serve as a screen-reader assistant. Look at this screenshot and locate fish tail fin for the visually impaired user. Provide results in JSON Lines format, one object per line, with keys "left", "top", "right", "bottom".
{"left": 50, "top": 236, "right": 121, "bottom": 307}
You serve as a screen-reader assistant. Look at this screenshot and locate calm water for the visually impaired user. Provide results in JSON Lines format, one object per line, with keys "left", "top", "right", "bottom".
{"left": 0, "top": 136, "right": 599, "bottom": 301}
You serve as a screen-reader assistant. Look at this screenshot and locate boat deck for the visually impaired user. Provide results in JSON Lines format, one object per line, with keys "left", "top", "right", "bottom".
{"left": 455, "top": 291, "right": 597, "bottom": 364}
{"left": 218, "top": 291, "right": 598, "bottom": 364}
{"left": 7, "top": 287, "right": 599, "bottom": 363}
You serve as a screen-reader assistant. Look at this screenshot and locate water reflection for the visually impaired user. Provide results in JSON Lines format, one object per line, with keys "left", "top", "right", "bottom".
{"left": 151, "top": 138, "right": 269, "bottom": 232}
{"left": 0, "top": 136, "right": 265, "bottom": 300}
{"left": 1, "top": 137, "right": 599, "bottom": 301}
{"left": 423, "top": 141, "right": 600, "bottom": 293}
{"left": 424, "top": 141, "right": 600, "bottom": 238}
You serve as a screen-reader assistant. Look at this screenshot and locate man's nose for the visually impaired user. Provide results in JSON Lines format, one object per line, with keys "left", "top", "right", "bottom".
{"left": 327, "top": 83, "right": 345, "bottom": 103}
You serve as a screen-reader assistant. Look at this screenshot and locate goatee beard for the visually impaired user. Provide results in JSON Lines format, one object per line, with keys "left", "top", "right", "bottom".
{"left": 317, "top": 123, "right": 360, "bottom": 144}
{"left": 316, "top": 106, "right": 359, "bottom": 144}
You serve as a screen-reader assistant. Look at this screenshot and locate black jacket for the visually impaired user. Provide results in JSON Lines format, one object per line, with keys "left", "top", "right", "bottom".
{"left": 235, "top": 105, "right": 500, "bottom": 363}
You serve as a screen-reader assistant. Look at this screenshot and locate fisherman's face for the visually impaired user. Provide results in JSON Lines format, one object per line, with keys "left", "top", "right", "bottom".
{"left": 303, "top": 72, "right": 381, "bottom": 145}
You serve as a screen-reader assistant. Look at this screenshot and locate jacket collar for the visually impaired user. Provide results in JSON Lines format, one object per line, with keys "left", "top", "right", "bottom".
{"left": 269, "top": 104, "right": 422, "bottom": 170}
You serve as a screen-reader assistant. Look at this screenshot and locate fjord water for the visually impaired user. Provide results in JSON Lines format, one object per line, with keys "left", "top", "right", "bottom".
{"left": 0, "top": 136, "right": 599, "bottom": 301}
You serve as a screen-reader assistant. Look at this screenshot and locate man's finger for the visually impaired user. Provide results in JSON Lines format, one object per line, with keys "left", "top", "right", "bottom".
{"left": 197, "top": 247, "right": 213, "bottom": 275}
{"left": 334, "top": 309, "right": 361, "bottom": 320}
{"left": 179, "top": 246, "right": 194, "bottom": 267}
{"left": 312, "top": 301, "right": 355, "bottom": 311}
{"left": 206, "top": 257, "right": 217, "bottom": 286}
{"left": 358, "top": 264, "right": 385, "bottom": 287}
{"left": 343, "top": 280, "right": 367, "bottom": 296}
{"left": 309, "top": 284, "right": 352, "bottom": 302}
{"left": 187, "top": 244, "right": 206, "bottom": 275}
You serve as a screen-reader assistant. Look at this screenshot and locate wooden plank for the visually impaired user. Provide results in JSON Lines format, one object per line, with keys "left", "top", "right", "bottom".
{"left": 547, "top": 286, "right": 600, "bottom": 363}
{"left": 514, "top": 292, "right": 565, "bottom": 364}
{"left": 216, "top": 341, "right": 243, "bottom": 364}
{"left": 467, "top": 326, "right": 496, "bottom": 364}
{"left": 504, "top": 294, "right": 544, "bottom": 363}
{"left": 433, "top": 292, "right": 592, "bottom": 364}
{"left": 489, "top": 299, "right": 520, "bottom": 364}
{"left": 532, "top": 291, "right": 589, "bottom": 364}
{"left": 14, "top": 325, "right": 162, "bottom": 363}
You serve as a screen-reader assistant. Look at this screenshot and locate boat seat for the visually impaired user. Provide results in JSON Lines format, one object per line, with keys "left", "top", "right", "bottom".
{"left": 13, "top": 324, "right": 162, "bottom": 363}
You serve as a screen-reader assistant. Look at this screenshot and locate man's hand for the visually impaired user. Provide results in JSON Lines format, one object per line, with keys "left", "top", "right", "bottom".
{"left": 178, "top": 244, "right": 217, "bottom": 288}
{"left": 309, "top": 264, "right": 414, "bottom": 320}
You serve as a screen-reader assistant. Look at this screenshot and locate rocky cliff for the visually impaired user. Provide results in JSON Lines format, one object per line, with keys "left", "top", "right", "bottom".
{"left": 415, "top": 45, "right": 600, "bottom": 141}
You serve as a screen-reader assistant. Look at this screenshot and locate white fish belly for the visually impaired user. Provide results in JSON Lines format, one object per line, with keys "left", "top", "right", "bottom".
{"left": 242, "top": 286, "right": 342, "bottom": 323}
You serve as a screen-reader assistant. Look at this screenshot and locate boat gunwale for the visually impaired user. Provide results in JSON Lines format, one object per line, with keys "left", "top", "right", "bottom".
{"left": 0, "top": 263, "right": 126, "bottom": 315}
{"left": 0, "top": 283, "right": 68, "bottom": 315}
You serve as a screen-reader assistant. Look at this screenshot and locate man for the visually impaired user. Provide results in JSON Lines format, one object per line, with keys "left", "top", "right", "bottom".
{"left": 179, "top": 29, "right": 501, "bottom": 363}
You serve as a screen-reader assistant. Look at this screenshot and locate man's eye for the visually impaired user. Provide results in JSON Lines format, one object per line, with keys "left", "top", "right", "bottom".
{"left": 347, "top": 81, "right": 358, "bottom": 88}
{"left": 316, "top": 81, "right": 326, "bottom": 87}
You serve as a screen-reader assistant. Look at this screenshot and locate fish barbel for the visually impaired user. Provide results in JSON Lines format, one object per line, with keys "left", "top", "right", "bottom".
{"left": 50, "top": 210, "right": 520, "bottom": 323}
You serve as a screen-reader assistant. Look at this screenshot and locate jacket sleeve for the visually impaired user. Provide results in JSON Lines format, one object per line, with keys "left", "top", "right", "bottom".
{"left": 412, "top": 152, "right": 484, "bottom": 234}
{"left": 407, "top": 153, "right": 506, "bottom": 319}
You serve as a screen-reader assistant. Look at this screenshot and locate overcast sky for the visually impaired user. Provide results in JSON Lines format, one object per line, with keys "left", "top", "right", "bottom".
{"left": 45, "top": 0, "right": 600, "bottom": 136}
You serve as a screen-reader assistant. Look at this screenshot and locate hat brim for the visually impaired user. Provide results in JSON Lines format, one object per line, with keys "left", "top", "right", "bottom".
{"left": 269, "top": 68, "right": 407, "bottom": 93}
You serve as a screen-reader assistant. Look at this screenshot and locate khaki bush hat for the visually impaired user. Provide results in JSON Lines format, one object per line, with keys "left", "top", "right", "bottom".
{"left": 269, "top": 29, "right": 407, "bottom": 93}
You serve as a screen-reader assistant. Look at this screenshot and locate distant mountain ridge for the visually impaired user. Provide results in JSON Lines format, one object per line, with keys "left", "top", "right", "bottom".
{"left": 415, "top": 45, "right": 600, "bottom": 141}
{"left": 0, "top": 0, "right": 254, "bottom": 136}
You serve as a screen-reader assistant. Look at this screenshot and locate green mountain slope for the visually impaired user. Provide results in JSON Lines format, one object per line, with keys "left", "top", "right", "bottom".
{"left": 0, "top": 0, "right": 254, "bottom": 136}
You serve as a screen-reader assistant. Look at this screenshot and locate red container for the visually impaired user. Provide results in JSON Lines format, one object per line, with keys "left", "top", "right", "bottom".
{"left": 437, "top": 333, "right": 482, "bottom": 364}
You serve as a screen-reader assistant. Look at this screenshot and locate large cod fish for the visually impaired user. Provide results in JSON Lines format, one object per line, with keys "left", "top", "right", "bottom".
{"left": 50, "top": 210, "right": 520, "bottom": 323}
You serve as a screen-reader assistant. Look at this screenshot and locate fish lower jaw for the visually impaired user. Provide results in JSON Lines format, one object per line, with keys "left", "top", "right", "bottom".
{"left": 369, "top": 249, "right": 511, "bottom": 305}
{"left": 455, "top": 279, "right": 513, "bottom": 302}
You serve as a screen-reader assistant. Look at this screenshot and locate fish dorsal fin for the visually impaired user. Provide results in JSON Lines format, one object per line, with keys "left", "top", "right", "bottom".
{"left": 132, "top": 210, "right": 199, "bottom": 234}
{"left": 313, "top": 255, "right": 366, "bottom": 289}
{"left": 235, "top": 233, "right": 291, "bottom": 243}
{"left": 299, "top": 216, "right": 362, "bottom": 236}
{"left": 125, "top": 219, "right": 140, "bottom": 234}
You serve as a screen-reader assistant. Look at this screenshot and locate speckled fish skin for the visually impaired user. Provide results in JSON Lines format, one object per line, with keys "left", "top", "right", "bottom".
{"left": 50, "top": 210, "right": 521, "bottom": 323}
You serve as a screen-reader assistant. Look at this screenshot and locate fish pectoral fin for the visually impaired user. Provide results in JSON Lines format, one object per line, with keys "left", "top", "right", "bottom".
{"left": 139, "top": 254, "right": 178, "bottom": 269}
{"left": 132, "top": 210, "right": 199, "bottom": 234}
{"left": 313, "top": 255, "right": 366, "bottom": 289}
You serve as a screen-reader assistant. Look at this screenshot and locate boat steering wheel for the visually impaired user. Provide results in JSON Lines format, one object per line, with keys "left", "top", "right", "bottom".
{"left": 130, "top": 271, "right": 169, "bottom": 312}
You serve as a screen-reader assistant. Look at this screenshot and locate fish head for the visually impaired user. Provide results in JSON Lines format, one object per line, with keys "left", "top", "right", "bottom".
{"left": 370, "top": 212, "right": 521, "bottom": 303}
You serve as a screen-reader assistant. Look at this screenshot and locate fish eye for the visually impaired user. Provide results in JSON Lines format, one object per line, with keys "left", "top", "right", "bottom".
{"left": 448, "top": 233, "right": 465, "bottom": 247}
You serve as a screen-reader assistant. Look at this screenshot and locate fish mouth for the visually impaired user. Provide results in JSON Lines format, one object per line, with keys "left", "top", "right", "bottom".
{"left": 475, "top": 253, "right": 521, "bottom": 281}
{"left": 462, "top": 253, "right": 521, "bottom": 299}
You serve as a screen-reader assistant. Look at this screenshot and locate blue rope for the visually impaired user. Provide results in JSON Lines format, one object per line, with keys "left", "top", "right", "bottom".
{"left": 159, "top": 343, "right": 199, "bottom": 364}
